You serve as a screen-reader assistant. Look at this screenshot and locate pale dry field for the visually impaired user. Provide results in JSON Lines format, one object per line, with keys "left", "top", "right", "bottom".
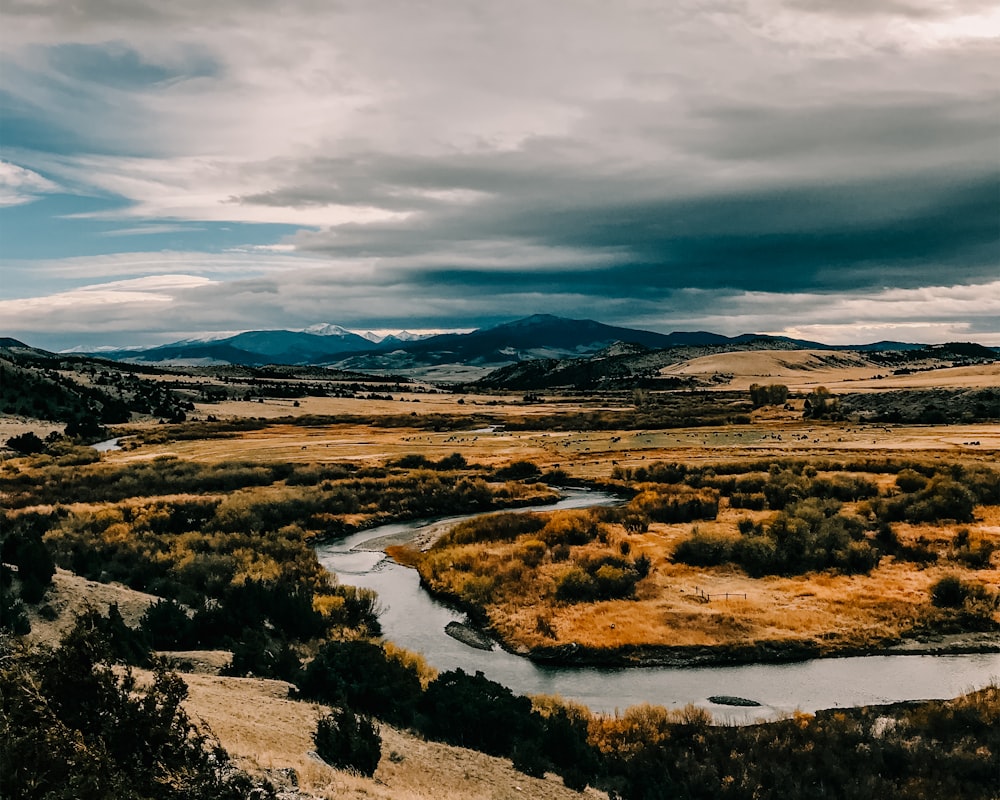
{"left": 25, "top": 568, "right": 161, "bottom": 648}
{"left": 657, "top": 349, "right": 1000, "bottom": 393}
{"left": 191, "top": 391, "right": 627, "bottom": 421}
{"left": 107, "top": 416, "right": 1000, "bottom": 487}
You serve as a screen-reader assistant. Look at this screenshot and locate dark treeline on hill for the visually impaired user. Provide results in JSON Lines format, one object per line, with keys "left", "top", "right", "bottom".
{"left": 839, "top": 387, "right": 1000, "bottom": 424}
{"left": 0, "top": 355, "right": 193, "bottom": 435}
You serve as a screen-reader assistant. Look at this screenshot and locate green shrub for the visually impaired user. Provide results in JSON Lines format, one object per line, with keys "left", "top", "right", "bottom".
{"left": 672, "top": 529, "right": 734, "bottom": 567}
{"left": 495, "top": 460, "right": 542, "bottom": 481}
{"left": 418, "top": 669, "right": 541, "bottom": 758}
{"left": 896, "top": 469, "right": 929, "bottom": 493}
{"left": 630, "top": 486, "right": 719, "bottom": 523}
{"left": 1, "top": 524, "right": 55, "bottom": 604}
{"left": 5, "top": 431, "right": 45, "bottom": 455}
{"left": 445, "top": 512, "right": 546, "bottom": 545}
{"left": 556, "top": 567, "right": 599, "bottom": 602}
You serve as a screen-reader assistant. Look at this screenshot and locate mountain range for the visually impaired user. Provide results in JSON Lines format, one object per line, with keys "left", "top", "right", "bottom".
{"left": 72, "top": 314, "right": 944, "bottom": 373}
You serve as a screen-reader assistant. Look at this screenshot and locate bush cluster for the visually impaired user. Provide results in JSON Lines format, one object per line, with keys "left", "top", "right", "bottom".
{"left": 599, "top": 689, "right": 1000, "bottom": 800}
{"left": 555, "top": 554, "right": 646, "bottom": 602}
{"left": 674, "top": 498, "right": 878, "bottom": 577}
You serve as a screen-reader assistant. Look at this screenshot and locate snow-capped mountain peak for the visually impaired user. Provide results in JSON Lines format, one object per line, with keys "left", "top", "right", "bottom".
{"left": 302, "top": 323, "right": 357, "bottom": 337}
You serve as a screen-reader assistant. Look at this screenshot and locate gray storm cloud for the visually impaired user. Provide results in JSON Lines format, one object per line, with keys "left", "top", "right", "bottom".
{"left": 1, "top": 0, "right": 997, "bottom": 347}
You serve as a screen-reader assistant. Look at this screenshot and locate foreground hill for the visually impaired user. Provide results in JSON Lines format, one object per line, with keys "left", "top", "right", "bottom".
{"left": 18, "top": 571, "right": 604, "bottom": 800}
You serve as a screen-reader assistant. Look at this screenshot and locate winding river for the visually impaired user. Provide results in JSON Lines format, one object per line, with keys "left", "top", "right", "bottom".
{"left": 315, "top": 490, "right": 1000, "bottom": 723}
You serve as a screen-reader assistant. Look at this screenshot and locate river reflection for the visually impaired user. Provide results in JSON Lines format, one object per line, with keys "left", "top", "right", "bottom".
{"left": 315, "top": 490, "right": 1000, "bottom": 723}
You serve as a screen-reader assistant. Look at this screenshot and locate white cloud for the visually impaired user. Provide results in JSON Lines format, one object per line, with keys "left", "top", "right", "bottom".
{"left": 0, "top": 161, "right": 59, "bottom": 206}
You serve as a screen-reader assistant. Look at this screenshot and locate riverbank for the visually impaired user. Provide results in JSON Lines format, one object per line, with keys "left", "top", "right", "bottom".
{"left": 522, "top": 630, "right": 1000, "bottom": 668}
{"left": 405, "top": 571, "right": 1000, "bottom": 668}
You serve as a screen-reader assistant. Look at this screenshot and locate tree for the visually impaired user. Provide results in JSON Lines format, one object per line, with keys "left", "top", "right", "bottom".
{"left": 749, "top": 384, "right": 789, "bottom": 408}
{"left": 0, "top": 616, "right": 267, "bottom": 799}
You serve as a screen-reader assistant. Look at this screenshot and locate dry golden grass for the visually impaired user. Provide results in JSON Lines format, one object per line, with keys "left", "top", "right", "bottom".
{"left": 415, "top": 497, "right": 1000, "bottom": 655}
{"left": 99, "top": 416, "right": 1000, "bottom": 501}
{"left": 173, "top": 671, "right": 608, "bottom": 800}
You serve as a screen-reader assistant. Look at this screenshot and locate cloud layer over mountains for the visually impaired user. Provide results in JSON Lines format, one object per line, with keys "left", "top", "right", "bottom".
{"left": 2, "top": 0, "right": 998, "bottom": 349}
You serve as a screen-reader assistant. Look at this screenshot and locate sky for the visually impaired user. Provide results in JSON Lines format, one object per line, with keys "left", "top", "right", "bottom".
{"left": 1, "top": 0, "right": 998, "bottom": 351}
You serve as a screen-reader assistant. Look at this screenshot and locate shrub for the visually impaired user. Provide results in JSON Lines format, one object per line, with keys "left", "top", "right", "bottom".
{"left": 297, "top": 640, "right": 422, "bottom": 726}
{"left": 0, "top": 525, "right": 55, "bottom": 604}
{"left": 749, "top": 383, "right": 789, "bottom": 408}
{"left": 540, "top": 509, "right": 599, "bottom": 546}
{"left": 445, "top": 512, "right": 546, "bottom": 545}
{"left": 225, "top": 629, "right": 300, "bottom": 681}
{"left": 555, "top": 567, "right": 599, "bottom": 602}
{"left": 730, "top": 492, "right": 767, "bottom": 510}
{"left": 672, "top": 529, "right": 734, "bottom": 567}
{"left": 314, "top": 709, "right": 381, "bottom": 777}
{"left": 417, "top": 669, "right": 542, "bottom": 758}
{"left": 0, "top": 583, "right": 30, "bottom": 634}
{"left": 882, "top": 476, "right": 978, "bottom": 524}
{"left": 953, "top": 529, "right": 996, "bottom": 569}
{"left": 931, "top": 575, "right": 973, "bottom": 608}
{"left": 520, "top": 538, "right": 547, "bottom": 567}
{"left": 896, "top": 469, "right": 929, "bottom": 493}
{"left": 6, "top": 431, "right": 45, "bottom": 455}
{"left": 495, "top": 460, "right": 542, "bottom": 481}
{"left": 630, "top": 487, "right": 719, "bottom": 523}
{"left": 139, "top": 599, "right": 194, "bottom": 650}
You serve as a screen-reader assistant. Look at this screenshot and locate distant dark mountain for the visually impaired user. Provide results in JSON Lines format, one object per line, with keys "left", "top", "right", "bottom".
{"left": 849, "top": 341, "right": 925, "bottom": 352}
{"left": 96, "top": 329, "right": 376, "bottom": 366}
{"left": 360, "top": 314, "right": 682, "bottom": 361}
{"left": 323, "top": 314, "right": 761, "bottom": 372}
{"left": 110, "top": 341, "right": 268, "bottom": 366}
{"left": 225, "top": 329, "right": 375, "bottom": 359}
{"left": 60, "top": 315, "right": 996, "bottom": 376}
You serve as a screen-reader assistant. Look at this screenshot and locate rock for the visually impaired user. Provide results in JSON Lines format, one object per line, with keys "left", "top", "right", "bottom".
{"left": 444, "top": 621, "right": 494, "bottom": 651}
{"left": 708, "top": 695, "right": 761, "bottom": 707}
